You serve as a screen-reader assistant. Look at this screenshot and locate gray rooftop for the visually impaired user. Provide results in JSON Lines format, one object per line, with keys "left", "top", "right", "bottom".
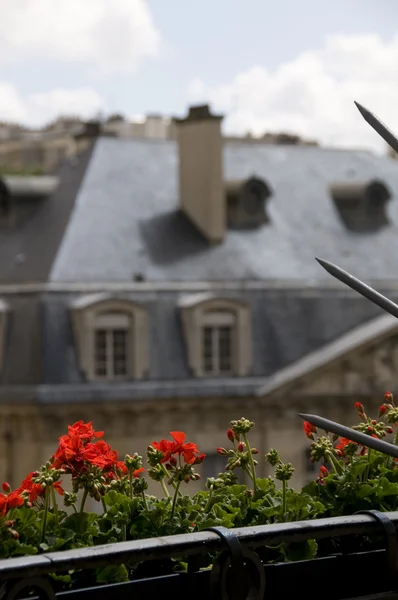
{"left": 49, "top": 137, "right": 398, "bottom": 282}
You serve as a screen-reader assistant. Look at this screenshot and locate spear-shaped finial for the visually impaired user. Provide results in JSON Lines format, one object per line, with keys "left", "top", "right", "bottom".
{"left": 299, "top": 413, "right": 398, "bottom": 459}
{"left": 316, "top": 257, "right": 398, "bottom": 320}
{"left": 354, "top": 101, "right": 398, "bottom": 154}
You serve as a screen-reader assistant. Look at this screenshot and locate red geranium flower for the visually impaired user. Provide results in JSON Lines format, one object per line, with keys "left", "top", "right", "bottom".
{"left": 152, "top": 432, "right": 205, "bottom": 465}
{"left": 82, "top": 440, "right": 118, "bottom": 470}
{"left": 303, "top": 421, "right": 317, "bottom": 439}
{"left": 17, "top": 472, "right": 64, "bottom": 503}
{"left": 67, "top": 420, "right": 104, "bottom": 441}
{"left": 0, "top": 490, "right": 24, "bottom": 517}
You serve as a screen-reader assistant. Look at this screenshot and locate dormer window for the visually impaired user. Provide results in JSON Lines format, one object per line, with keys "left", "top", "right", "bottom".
{"left": 202, "top": 310, "right": 235, "bottom": 375}
{"left": 70, "top": 294, "right": 149, "bottom": 381}
{"left": 329, "top": 179, "right": 391, "bottom": 233}
{"left": 94, "top": 312, "right": 131, "bottom": 379}
{"left": 179, "top": 293, "right": 252, "bottom": 377}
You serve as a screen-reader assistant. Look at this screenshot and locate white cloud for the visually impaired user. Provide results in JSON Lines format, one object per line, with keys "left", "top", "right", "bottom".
{"left": 0, "top": 84, "right": 105, "bottom": 126}
{"left": 187, "top": 33, "right": 398, "bottom": 152}
{"left": 0, "top": 0, "right": 160, "bottom": 72}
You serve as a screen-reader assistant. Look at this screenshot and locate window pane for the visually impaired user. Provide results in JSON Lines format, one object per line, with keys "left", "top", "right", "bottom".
{"left": 95, "top": 330, "right": 107, "bottom": 376}
{"left": 218, "top": 326, "right": 232, "bottom": 373}
{"left": 202, "top": 326, "right": 214, "bottom": 373}
{"left": 112, "top": 329, "right": 127, "bottom": 376}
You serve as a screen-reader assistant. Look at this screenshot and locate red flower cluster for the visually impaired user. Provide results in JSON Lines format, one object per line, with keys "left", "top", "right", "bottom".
{"left": 16, "top": 472, "right": 64, "bottom": 503}
{"left": 0, "top": 490, "right": 24, "bottom": 518}
{"left": 152, "top": 432, "right": 205, "bottom": 466}
{"left": 52, "top": 420, "right": 144, "bottom": 482}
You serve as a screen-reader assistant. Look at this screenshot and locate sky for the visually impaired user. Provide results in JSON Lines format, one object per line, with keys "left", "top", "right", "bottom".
{"left": 0, "top": 0, "right": 398, "bottom": 152}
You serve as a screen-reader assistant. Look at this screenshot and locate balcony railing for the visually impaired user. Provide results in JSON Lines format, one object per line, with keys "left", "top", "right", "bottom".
{"left": 0, "top": 510, "right": 398, "bottom": 599}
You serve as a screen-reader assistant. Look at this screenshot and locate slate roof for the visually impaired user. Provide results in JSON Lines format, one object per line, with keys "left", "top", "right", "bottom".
{"left": 0, "top": 146, "right": 93, "bottom": 283}
{"left": 2, "top": 137, "right": 398, "bottom": 396}
{"left": 49, "top": 137, "right": 398, "bottom": 282}
{"left": 257, "top": 312, "right": 398, "bottom": 397}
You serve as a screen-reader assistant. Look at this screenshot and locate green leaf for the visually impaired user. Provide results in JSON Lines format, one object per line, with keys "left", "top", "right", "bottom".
{"left": 356, "top": 484, "right": 375, "bottom": 498}
{"left": 377, "top": 478, "right": 398, "bottom": 498}
{"left": 349, "top": 462, "right": 368, "bottom": 479}
{"left": 103, "top": 491, "right": 129, "bottom": 507}
{"left": 96, "top": 564, "right": 129, "bottom": 584}
{"left": 282, "top": 539, "right": 318, "bottom": 562}
{"left": 63, "top": 512, "right": 98, "bottom": 537}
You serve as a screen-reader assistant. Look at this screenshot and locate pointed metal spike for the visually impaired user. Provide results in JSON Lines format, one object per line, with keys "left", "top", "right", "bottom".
{"left": 315, "top": 257, "right": 398, "bottom": 319}
{"left": 299, "top": 413, "right": 398, "bottom": 458}
{"left": 354, "top": 100, "right": 398, "bottom": 154}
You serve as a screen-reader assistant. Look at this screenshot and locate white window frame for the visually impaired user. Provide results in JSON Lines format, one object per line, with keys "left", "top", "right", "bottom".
{"left": 94, "top": 312, "right": 131, "bottom": 380}
{"left": 178, "top": 294, "right": 252, "bottom": 377}
{"left": 202, "top": 311, "right": 235, "bottom": 376}
{"left": 70, "top": 295, "right": 149, "bottom": 381}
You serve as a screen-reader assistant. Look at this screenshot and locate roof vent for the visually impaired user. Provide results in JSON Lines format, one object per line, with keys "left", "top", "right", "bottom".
{"left": 329, "top": 179, "right": 391, "bottom": 233}
{"left": 225, "top": 176, "right": 272, "bottom": 229}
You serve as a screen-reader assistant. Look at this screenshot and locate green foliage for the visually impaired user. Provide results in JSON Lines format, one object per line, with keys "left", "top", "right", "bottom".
{"left": 2, "top": 398, "right": 398, "bottom": 591}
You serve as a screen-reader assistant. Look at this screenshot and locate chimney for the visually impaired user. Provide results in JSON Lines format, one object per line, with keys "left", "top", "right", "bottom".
{"left": 174, "top": 104, "right": 224, "bottom": 243}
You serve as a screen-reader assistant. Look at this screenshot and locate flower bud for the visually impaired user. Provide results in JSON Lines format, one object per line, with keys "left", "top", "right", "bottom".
{"left": 237, "top": 442, "right": 245, "bottom": 452}
{"left": 217, "top": 447, "right": 228, "bottom": 456}
{"left": 4, "top": 520, "right": 14, "bottom": 528}
{"left": 367, "top": 426, "right": 373, "bottom": 433}
{"left": 385, "top": 391, "right": 394, "bottom": 403}
{"left": 227, "top": 429, "right": 235, "bottom": 442}
{"left": 10, "top": 530, "right": 19, "bottom": 540}
{"left": 386, "top": 426, "right": 394, "bottom": 434}
{"left": 1, "top": 482, "right": 11, "bottom": 494}
{"left": 379, "top": 405, "right": 387, "bottom": 416}
{"left": 355, "top": 401, "right": 364, "bottom": 412}
{"left": 371, "top": 420, "right": 377, "bottom": 425}
{"left": 251, "top": 448, "right": 259, "bottom": 454}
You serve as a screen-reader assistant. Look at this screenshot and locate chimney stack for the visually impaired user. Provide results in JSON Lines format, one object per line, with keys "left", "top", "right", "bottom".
{"left": 174, "top": 105, "right": 224, "bottom": 243}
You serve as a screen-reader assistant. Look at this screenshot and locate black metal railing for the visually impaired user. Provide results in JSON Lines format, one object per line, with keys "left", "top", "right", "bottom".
{"left": 0, "top": 511, "right": 398, "bottom": 599}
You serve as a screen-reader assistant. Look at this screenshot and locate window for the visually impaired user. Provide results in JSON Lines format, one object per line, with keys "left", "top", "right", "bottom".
{"left": 94, "top": 313, "right": 131, "bottom": 379}
{"left": 178, "top": 294, "right": 252, "bottom": 378}
{"left": 70, "top": 295, "right": 149, "bottom": 381}
{"left": 202, "top": 311, "right": 235, "bottom": 375}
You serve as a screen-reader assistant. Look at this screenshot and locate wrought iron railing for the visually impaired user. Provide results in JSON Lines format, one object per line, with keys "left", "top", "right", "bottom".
{"left": 0, "top": 511, "right": 398, "bottom": 599}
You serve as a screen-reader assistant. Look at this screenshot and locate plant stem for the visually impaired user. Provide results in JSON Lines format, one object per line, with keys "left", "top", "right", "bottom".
{"left": 80, "top": 489, "right": 89, "bottom": 514}
{"left": 101, "top": 497, "right": 107, "bottom": 514}
{"left": 394, "top": 427, "right": 398, "bottom": 446}
{"left": 171, "top": 481, "right": 181, "bottom": 520}
{"left": 282, "top": 480, "right": 287, "bottom": 521}
{"left": 364, "top": 449, "right": 372, "bottom": 481}
{"left": 141, "top": 492, "right": 148, "bottom": 510}
{"left": 243, "top": 433, "right": 258, "bottom": 495}
{"left": 160, "top": 477, "right": 170, "bottom": 498}
{"left": 41, "top": 486, "right": 50, "bottom": 543}
{"left": 161, "top": 464, "right": 179, "bottom": 491}
{"left": 129, "top": 468, "right": 133, "bottom": 499}
{"left": 327, "top": 451, "right": 343, "bottom": 475}
{"left": 50, "top": 486, "right": 58, "bottom": 524}
{"left": 204, "top": 485, "right": 214, "bottom": 513}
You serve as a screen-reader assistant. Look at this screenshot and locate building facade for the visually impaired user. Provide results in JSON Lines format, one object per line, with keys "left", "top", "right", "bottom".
{"left": 1, "top": 105, "right": 398, "bottom": 499}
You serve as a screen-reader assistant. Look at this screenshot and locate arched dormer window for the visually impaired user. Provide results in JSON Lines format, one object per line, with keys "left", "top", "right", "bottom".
{"left": 178, "top": 293, "right": 252, "bottom": 377}
{"left": 70, "top": 294, "right": 149, "bottom": 381}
